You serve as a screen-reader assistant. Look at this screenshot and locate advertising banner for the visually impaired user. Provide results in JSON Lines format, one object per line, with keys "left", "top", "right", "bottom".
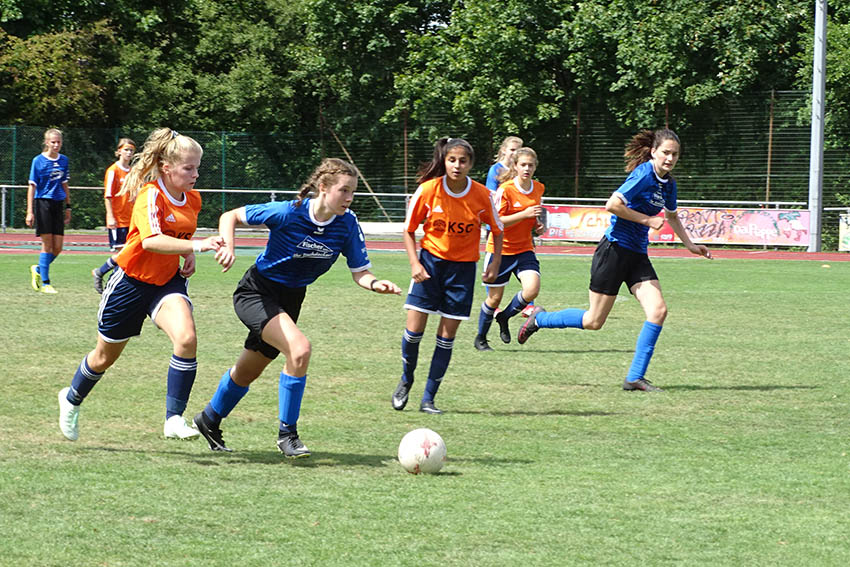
{"left": 541, "top": 206, "right": 810, "bottom": 247}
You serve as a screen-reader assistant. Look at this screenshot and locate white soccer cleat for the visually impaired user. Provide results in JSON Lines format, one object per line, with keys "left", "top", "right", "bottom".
{"left": 40, "top": 284, "right": 58, "bottom": 294}
{"left": 58, "top": 387, "right": 79, "bottom": 441}
{"left": 163, "top": 415, "right": 200, "bottom": 439}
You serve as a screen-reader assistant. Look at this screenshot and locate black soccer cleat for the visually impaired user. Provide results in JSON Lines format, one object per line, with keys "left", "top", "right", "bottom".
{"left": 495, "top": 311, "right": 511, "bottom": 344}
{"left": 473, "top": 335, "right": 494, "bottom": 352}
{"left": 517, "top": 306, "right": 546, "bottom": 344}
{"left": 392, "top": 378, "right": 412, "bottom": 410}
{"left": 193, "top": 412, "right": 232, "bottom": 452}
{"left": 419, "top": 400, "right": 443, "bottom": 415}
{"left": 277, "top": 432, "right": 311, "bottom": 458}
{"left": 622, "top": 378, "right": 663, "bottom": 392}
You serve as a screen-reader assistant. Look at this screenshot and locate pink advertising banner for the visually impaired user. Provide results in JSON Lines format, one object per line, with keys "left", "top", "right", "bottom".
{"left": 541, "top": 206, "right": 810, "bottom": 247}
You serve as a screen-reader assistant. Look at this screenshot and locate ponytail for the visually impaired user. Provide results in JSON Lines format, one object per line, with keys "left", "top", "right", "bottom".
{"left": 624, "top": 128, "right": 680, "bottom": 172}
{"left": 296, "top": 158, "right": 359, "bottom": 206}
{"left": 119, "top": 128, "right": 202, "bottom": 200}
{"left": 417, "top": 137, "right": 475, "bottom": 184}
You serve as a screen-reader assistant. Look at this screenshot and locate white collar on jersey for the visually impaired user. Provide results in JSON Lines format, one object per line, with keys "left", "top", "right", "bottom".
{"left": 441, "top": 175, "right": 471, "bottom": 198}
{"left": 156, "top": 178, "right": 187, "bottom": 206}
{"left": 512, "top": 178, "right": 534, "bottom": 195}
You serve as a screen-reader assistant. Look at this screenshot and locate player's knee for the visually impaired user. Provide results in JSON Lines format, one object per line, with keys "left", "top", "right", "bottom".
{"left": 583, "top": 317, "right": 605, "bottom": 331}
{"left": 172, "top": 330, "right": 198, "bottom": 356}
{"left": 289, "top": 339, "right": 312, "bottom": 369}
{"left": 648, "top": 303, "right": 668, "bottom": 324}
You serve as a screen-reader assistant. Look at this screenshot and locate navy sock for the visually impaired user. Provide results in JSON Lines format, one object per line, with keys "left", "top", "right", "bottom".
{"left": 207, "top": 368, "right": 249, "bottom": 425}
{"left": 626, "top": 321, "right": 663, "bottom": 382}
{"left": 95, "top": 258, "right": 116, "bottom": 277}
{"left": 536, "top": 308, "right": 586, "bottom": 329}
{"left": 502, "top": 291, "right": 530, "bottom": 320}
{"left": 401, "top": 329, "right": 423, "bottom": 383}
{"left": 423, "top": 335, "right": 454, "bottom": 403}
{"left": 477, "top": 302, "right": 496, "bottom": 337}
{"left": 279, "top": 373, "right": 307, "bottom": 433}
{"left": 166, "top": 354, "right": 197, "bottom": 419}
{"left": 68, "top": 356, "right": 104, "bottom": 405}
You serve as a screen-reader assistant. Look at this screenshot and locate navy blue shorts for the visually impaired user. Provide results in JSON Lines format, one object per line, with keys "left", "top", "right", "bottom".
{"left": 34, "top": 198, "right": 65, "bottom": 236}
{"left": 233, "top": 264, "right": 306, "bottom": 360}
{"left": 404, "top": 248, "right": 476, "bottom": 320}
{"left": 483, "top": 250, "right": 540, "bottom": 287}
{"left": 98, "top": 268, "right": 192, "bottom": 342}
{"left": 589, "top": 238, "right": 658, "bottom": 296}
{"left": 108, "top": 227, "right": 129, "bottom": 251}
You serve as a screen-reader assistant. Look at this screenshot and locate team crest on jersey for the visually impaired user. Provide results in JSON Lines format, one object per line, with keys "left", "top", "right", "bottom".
{"left": 432, "top": 219, "right": 446, "bottom": 233}
{"left": 295, "top": 236, "right": 333, "bottom": 259}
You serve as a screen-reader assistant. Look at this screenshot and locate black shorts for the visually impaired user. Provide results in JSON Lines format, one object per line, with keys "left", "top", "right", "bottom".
{"left": 233, "top": 264, "right": 306, "bottom": 360}
{"left": 589, "top": 238, "right": 658, "bottom": 296}
{"left": 34, "top": 198, "right": 65, "bottom": 236}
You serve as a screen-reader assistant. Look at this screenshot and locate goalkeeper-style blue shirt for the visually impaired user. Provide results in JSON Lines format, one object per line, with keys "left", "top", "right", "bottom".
{"left": 29, "top": 153, "right": 70, "bottom": 200}
{"left": 243, "top": 198, "right": 371, "bottom": 288}
{"left": 604, "top": 160, "right": 677, "bottom": 254}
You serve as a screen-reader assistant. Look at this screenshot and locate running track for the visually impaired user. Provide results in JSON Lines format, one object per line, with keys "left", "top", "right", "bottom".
{"left": 2, "top": 232, "right": 848, "bottom": 261}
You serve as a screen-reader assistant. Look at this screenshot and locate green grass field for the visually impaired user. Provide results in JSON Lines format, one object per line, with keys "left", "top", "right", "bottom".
{"left": 1, "top": 251, "right": 848, "bottom": 566}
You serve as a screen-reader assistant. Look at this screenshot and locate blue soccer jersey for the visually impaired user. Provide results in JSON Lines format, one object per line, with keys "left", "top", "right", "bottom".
{"left": 29, "top": 154, "right": 70, "bottom": 200}
{"left": 604, "top": 160, "right": 677, "bottom": 254}
{"left": 485, "top": 162, "right": 506, "bottom": 192}
{"left": 243, "top": 198, "right": 371, "bottom": 288}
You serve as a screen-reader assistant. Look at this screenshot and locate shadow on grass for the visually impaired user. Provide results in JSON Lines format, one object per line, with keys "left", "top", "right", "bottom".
{"left": 498, "top": 348, "right": 634, "bottom": 354}
{"left": 451, "top": 409, "right": 618, "bottom": 417}
{"left": 663, "top": 384, "right": 818, "bottom": 392}
{"left": 82, "top": 446, "right": 533, "bottom": 470}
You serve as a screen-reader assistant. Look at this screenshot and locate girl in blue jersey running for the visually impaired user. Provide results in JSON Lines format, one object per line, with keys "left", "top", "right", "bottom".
{"left": 194, "top": 158, "right": 401, "bottom": 456}
{"left": 485, "top": 136, "right": 523, "bottom": 192}
{"left": 517, "top": 129, "right": 711, "bottom": 391}
{"left": 26, "top": 128, "right": 71, "bottom": 294}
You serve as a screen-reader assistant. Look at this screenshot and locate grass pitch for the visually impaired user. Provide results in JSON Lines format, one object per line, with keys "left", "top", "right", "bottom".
{"left": 0, "top": 251, "right": 848, "bottom": 566}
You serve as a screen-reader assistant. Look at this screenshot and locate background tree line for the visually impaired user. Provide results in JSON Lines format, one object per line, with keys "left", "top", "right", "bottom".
{"left": 1, "top": 0, "right": 849, "bottom": 204}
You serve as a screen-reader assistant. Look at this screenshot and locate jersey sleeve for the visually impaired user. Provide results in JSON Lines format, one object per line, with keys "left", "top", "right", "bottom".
{"left": 244, "top": 201, "right": 292, "bottom": 229}
{"left": 28, "top": 157, "right": 38, "bottom": 185}
{"left": 404, "top": 185, "right": 428, "bottom": 233}
{"left": 482, "top": 189, "right": 503, "bottom": 234}
{"left": 343, "top": 215, "right": 372, "bottom": 272}
{"left": 664, "top": 180, "right": 678, "bottom": 212}
{"left": 485, "top": 164, "right": 502, "bottom": 191}
{"left": 612, "top": 169, "right": 643, "bottom": 206}
{"left": 104, "top": 167, "right": 116, "bottom": 197}
{"left": 134, "top": 188, "right": 165, "bottom": 240}
{"left": 61, "top": 156, "right": 70, "bottom": 183}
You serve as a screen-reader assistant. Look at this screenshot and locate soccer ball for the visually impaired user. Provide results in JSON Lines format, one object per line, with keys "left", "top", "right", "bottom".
{"left": 398, "top": 428, "right": 447, "bottom": 474}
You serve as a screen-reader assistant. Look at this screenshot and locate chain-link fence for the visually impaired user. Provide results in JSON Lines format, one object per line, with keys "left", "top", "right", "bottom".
{"left": 2, "top": 90, "right": 849, "bottom": 246}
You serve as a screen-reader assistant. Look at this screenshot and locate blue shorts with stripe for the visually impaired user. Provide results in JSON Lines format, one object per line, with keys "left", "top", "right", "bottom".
{"left": 482, "top": 250, "right": 540, "bottom": 287}
{"left": 404, "top": 248, "right": 476, "bottom": 320}
{"left": 98, "top": 268, "right": 192, "bottom": 342}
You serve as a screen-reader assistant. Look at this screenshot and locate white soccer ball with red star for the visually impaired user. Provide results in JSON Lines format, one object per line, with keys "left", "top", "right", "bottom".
{"left": 398, "top": 428, "right": 447, "bottom": 474}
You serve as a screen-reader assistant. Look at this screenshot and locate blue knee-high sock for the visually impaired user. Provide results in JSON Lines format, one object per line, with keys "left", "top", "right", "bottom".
{"left": 626, "top": 321, "right": 663, "bottom": 382}
{"left": 536, "top": 308, "right": 586, "bottom": 329}
{"left": 477, "top": 302, "right": 496, "bottom": 337}
{"left": 95, "top": 258, "right": 117, "bottom": 277}
{"left": 204, "top": 368, "right": 249, "bottom": 426}
{"left": 166, "top": 354, "right": 197, "bottom": 419}
{"left": 67, "top": 356, "right": 104, "bottom": 405}
{"left": 279, "top": 373, "right": 307, "bottom": 433}
{"left": 502, "top": 291, "right": 530, "bottom": 320}
{"left": 38, "top": 252, "right": 54, "bottom": 283}
{"left": 401, "top": 329, "right": 423, "bottom": 384}
{"left": 422, "top": 335, "right": 454, "bottom": 403}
